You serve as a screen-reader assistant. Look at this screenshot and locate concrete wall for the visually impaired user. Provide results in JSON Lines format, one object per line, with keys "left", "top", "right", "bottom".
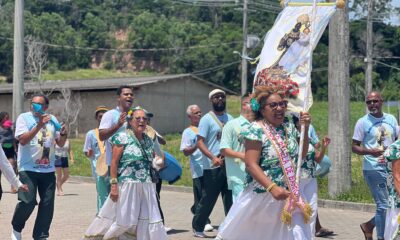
{"left": 0, "top": 76, "right": 222, "bottom": 135}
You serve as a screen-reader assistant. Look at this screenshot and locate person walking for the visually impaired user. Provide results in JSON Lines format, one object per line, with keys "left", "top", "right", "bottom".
{"left": 55, "top": 138, "right": 74, "bottom": 196}
{"left": 11, "top": 94, "right": 68, "bottom": 240}
{"left": 352, "top": 91, "right": 398, "bottom": 240}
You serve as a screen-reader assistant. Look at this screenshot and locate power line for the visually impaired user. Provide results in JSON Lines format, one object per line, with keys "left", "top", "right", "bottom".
{"left": 373, "top": 60, "right": 400, "bottom": 71}
{"left": 191, "top": 60, "right": 240, "bottom": 75}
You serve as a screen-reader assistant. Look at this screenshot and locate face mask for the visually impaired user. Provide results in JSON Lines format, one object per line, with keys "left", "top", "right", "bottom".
{"left": 32, "top": 103, "right": 45, "bottom": 115}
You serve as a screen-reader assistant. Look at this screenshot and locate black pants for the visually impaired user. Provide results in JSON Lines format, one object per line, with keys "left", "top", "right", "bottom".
{"left": 156, "top": 180, "right": 165, "bottom": 224}
{"left": 192, "top": 167, "right": 232, "bottom": 232}
{"left": 191, "top": 177, "right": 211, "bottom": 224}
{"left": 12, "top": 171, "right": 56, "bottom": 239}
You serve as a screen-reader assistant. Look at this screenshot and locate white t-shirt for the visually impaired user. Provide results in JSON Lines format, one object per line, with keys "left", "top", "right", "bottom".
{"left": 99, "top": 107, "right": 126, "bottom": 165}
{"left": 55, "top": 139, "right": 69, "bottom": 158}
{"left": 15, "top": 112, "right": 60, "bottom": 173}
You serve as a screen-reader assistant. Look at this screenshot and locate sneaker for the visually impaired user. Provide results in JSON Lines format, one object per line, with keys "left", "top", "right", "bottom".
{"left": 193, "top": 231, "right": 208, "bottom": 238}
{"left": 11, "top": 229, "right": 22, "bottom": 240}
{"left": 164, "top": 226, "right": 172, "bottom": 233}
{"left": 204, "top": 223, "right": 214, "bottom": 232}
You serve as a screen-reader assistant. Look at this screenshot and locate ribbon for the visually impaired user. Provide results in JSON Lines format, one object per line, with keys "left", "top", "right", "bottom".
{"left": 258, "top": 121, "right": 312, "bottom": 225}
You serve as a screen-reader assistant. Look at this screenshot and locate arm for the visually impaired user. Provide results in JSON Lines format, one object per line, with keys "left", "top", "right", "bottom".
{"left": 18, "top": 114, "right": 51, "bottom": 145}
{"left": 314, "top": 137, "right": 330, "bottom": 163}
{"left": 0, "top": 149, "right": 28, "bottom": 191}
{"left": 393, "top": 160, "right": 400, "bottom": 197}
{"left": 69, "top": 144, "right": 75, "bottom": 164}
{"left": 109, "top": 144, "right": 124, "bottom": 202}
{"left": 99, "top": 112, "right": 126, "bottom": 141}
{"left": 245, "top": 140, "right": 290, "bottom": 200}
{"left": 220, "top": 123, "right": 245, "bottom": 160}
{"left": 197, "top": 136, "right": 223, "bottom": 166}
{"left": 55, "top": 123, "right": 68, "bottom": 147}
{"left": 182, "top": 145, "right": 197, "bottom": 156}
{"left": 352, "top": 139, "right": 383, "bottom": 157}
{"left": 220, "top": 148, "right": 245, "bottom": 161}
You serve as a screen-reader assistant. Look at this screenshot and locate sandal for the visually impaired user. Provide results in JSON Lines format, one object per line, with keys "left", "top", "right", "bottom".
{"left": 360, "top": 224, "right": 373, "bottom": 240}
{"left": 315, "top": 228, "right": 334, "bottom": 237}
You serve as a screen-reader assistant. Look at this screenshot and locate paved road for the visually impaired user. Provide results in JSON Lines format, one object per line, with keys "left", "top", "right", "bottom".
{"left": 0, "top": 179, "right": 371, "bottom": 239}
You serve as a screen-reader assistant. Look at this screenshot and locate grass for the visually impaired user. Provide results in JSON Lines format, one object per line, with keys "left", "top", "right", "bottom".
{"left": 69, "top": 97, "right": 399, "bottom": 203}
{"left": 42, "top": 69, "right": 157, "bottom": 81}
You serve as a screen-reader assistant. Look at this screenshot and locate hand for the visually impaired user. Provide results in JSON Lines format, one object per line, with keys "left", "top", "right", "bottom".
{"left": 118, "top": 112, "right": 127, "bottom": 127}
{"left": 321, "top": 137, "right": 331, "bottom": 149}
{"left": 60, "top": 123, "right": 68, "bottom": 136}
{"left": 87, "top": 149, "right": 94, "bottom": 157}
{"left": 368, "top": 148, "right": 384, "bottom": 157}
{"left": 19, "top": 184, "right": 29, "bottom": 192}
{"left": 299, "top": 112, "right": 311, "bottom": 128}
{"left": 212, "top": 156, "right": 224, "bottom": 167}
{"left": 38, "top": 114, "right": 51, "bottom": 128}
{"left": 270, "top": 186, "right": 291, "bottom": 200}
{"left": 110, "top": 184, "right": 119, "bottom": 202}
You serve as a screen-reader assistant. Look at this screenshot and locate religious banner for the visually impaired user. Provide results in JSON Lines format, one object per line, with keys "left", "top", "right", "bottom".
{"left": 253, "top": 4, "right": 336, "bottom": 112}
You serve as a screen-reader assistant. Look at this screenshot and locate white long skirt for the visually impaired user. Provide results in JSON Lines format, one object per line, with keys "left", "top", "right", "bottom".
{"left": 217, "top": 185, "right": 312, "bottom": 240}
{"left": 385, "top": 208, "right": 400, "bottom": 240}
{"left": 299, "top": 178, "right": 318, "bottom": 239}
{"left": 82, "top": 182, "right": 167, "bottom": 240}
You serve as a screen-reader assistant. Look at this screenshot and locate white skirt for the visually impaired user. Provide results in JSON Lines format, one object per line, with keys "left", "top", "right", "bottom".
{"left": 82, "top": 182, "right": 167, "bottom": 240}
{"left": 299, "top": 178, "right": 318, "bottom": 239}
{"left": 217, "top": 185, "right": 312, "bottom": 240}
{"left": 385, "top": 208, "right": 400, "bottom": 240}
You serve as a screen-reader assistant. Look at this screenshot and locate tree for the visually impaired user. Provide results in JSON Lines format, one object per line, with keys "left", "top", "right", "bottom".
{"left": 25, "top": 35, "right": 48, "bottom": 83}
{"left": 60, "top": 88, "right": 82, "bottom": 138}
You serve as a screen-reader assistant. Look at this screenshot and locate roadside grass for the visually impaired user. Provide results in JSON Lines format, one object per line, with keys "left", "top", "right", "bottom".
{"left": 69, "top": 97, "right": 398, "bottom": 203}
{"left": 42, "top": 69, "right": 156, "bottom": 81}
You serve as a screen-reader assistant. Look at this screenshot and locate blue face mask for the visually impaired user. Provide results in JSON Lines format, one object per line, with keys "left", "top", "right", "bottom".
{"left": 32, "top": 102, "right": 45, "bottom": 115}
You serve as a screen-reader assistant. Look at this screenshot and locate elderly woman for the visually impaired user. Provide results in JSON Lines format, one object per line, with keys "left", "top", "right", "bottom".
{"left": 383, "top": 139, "right": 400, "bottom": 240}
{"left": 216, "top": 85, "right": 311, "bottom": 240}
{"left": 83, "top": 107, "right": 167, "bottom": 240}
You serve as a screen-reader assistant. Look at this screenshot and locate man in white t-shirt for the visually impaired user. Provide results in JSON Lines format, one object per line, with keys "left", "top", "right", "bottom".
{"left": 11, "top": 94, "right": 68, "bottom": 240}
{"left": 99, "top": 85, "right": 134, "bottom": 167}
{"left": 352, "top": 91, "right": 399, "bottom": 240}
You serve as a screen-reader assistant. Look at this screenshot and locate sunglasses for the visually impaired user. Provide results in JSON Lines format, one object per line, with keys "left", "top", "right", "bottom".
{"left": 134, "top": 116, "right": 148, "bottom": 122}
{"left": 365, "top": 100, "right": 380, "bottom": 105}
{"left": 265, "top": 100, "right": 288, "bottom": 110}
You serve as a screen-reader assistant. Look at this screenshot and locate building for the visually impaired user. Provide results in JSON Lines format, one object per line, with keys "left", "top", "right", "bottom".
{"left": 0, "top": 74, "right": 235, "bottom": 135}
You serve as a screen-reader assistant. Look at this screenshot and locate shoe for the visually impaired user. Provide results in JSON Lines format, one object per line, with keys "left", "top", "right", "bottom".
{"left": 204, "top": 223, "right": 214, "bottom": 232}
{"left": 315, "top": 227, "right": 334, "bottom": 237}
{"left": 193, "top": 231, "right": 208, "bottom": 238}
{"left": 164, "top": 226, "right": 172, "bottom": 233}
{"left": 214, "top": 235, "right": 223, "bottom": 240}
{"left": 11, "top": 229, "right": 22, "bottom": 240}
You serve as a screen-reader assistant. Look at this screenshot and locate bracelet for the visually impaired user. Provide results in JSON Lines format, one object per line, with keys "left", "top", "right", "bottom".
{"left": 267, "top": 183, "right": 277, "bottom": 192}
{"left": 109, "top": 178, "right": 118, "bottom": 184}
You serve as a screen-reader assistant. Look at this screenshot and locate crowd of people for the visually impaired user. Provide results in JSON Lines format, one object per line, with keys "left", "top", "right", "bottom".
{"left": 0, "top": 85, "right": 399, "bottom": 240}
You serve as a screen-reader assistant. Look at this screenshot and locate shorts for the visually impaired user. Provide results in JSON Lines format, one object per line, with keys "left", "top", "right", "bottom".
{"left": 2, "top": 145, "right": 16, "bottom": 159}
{"left": 55, "top": 156, "right": 69, "bottom": 168}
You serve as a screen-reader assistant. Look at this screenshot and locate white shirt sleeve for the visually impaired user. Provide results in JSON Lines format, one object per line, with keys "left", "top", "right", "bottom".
{"left": 352, "top": 119, "right": 364, "bottom": 142}
{"left": 99, "top": 111, "right": 114, "bottom": 130}
{"left": 83, "top": 131, "right": 92, "bottom": 153}
{"left": 0, "top": 148, "right": 22, "bottom": 189}
{"left": 180, "top": 130, "right": 192, "bottom": 151}
{"left": 14, "top": 114, "right": 30, "bottom": 139}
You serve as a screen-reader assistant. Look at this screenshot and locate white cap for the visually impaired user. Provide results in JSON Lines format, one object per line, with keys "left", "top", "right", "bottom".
{"left": 209, "top": 89, "right": 226, "bottom": 100}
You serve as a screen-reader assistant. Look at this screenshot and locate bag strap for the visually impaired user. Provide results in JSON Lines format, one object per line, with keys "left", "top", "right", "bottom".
{"left": 94, "top": 128, "right": 105, "bottom": 154}
{"left": 208, "top": 111, "right": 224, "bottom": 129}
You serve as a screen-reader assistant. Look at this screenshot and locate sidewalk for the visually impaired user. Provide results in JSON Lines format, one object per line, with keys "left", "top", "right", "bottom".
{"left": 0, "top": 179, "right": 371, "bottom": 239}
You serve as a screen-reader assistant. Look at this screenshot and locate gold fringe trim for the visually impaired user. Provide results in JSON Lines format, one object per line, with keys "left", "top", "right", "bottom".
{"left": 281, "top": 209, "right": 292, "bottom": 225}
{"left": 301, "top": 203, "right": 313, "bottom": 224}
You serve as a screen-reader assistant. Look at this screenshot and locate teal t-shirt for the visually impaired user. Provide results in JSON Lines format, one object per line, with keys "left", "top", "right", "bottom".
{"left": 353, "top": 113, "right": 399, "bottom": 171}
{"left": 220, "top": 115, "right": 250, "bottom": 188}
{"left": 198, "top": 112, "right": 233, "bottom": 169}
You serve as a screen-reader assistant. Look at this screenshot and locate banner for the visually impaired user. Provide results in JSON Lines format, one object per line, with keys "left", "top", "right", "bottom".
{"left": 253, "top": 5, "right": 336, "bottom": 112}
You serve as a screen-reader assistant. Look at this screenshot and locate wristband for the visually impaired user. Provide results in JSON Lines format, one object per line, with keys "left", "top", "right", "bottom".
{"left": 267, "top": 183, "right": 277, "bottom": 192}
{"left": 110, "top": 178, "right": 118, "bottom": 184}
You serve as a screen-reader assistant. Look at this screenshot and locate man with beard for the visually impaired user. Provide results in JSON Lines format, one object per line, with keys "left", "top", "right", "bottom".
{"left": 99, "top": 85, "right": 134, "bottom": 176}
{"left": 352, "top": 91, "right": 399, "bottom": 240}
{"left": 220, "top": 94, "right": 253, "bottom": 202}
{"left": 192, "top": 89, "right": 233, "bottom": 238}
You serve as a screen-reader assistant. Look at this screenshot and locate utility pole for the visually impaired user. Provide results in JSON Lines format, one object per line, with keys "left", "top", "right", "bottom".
{"left": 365, "top": 0, "right": 374, "bottom": 95}
{"left": 328, "top": 0, "right": 351, "bottom": 197}
{"left": 13, "top": 0, "right": 25, "bottom": 120}
{"left": 241, "top": 0, "right": 248, "bottom": 96}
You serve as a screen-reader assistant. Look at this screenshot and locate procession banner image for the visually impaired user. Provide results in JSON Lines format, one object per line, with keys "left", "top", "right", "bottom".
{"left": 253, "top": 4, "right": 336, "bottom": 112}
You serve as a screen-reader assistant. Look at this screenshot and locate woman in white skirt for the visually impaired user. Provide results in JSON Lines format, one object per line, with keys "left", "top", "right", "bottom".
{"left": 83, "top": 107, "right": 167, "bottom": 240}
{"left": 216, "top": 85, "right": 312, "bottom": 240}
{"left": 383, "top": 139, "right": 400, "bottom": 240}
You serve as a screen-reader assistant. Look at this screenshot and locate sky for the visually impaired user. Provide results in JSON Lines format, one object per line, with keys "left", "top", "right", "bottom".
{"left": 391, "top": 0, "right": 400, "bottom": 25}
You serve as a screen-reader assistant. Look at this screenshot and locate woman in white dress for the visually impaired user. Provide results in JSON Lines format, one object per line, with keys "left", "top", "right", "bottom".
{"left": 83, "top": 107, "right": 167, "bottom": 240}
{"left": 216, "top": 85, "right": 312, "bottom": 240}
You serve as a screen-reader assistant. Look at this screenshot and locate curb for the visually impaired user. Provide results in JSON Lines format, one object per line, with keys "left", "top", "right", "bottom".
{"left": 70, "top": 176, "right": 376, "bottom": 213}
